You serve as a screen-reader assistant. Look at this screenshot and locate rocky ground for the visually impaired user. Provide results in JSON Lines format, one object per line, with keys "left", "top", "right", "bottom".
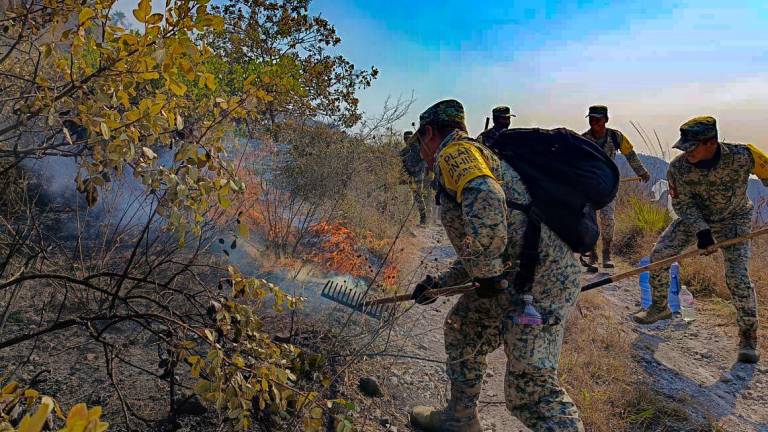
{"left": 338, "top": 224, "right": 768, "bottom": 432}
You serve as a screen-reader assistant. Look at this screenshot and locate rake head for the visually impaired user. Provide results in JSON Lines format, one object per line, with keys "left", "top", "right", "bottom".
{"left": 320, "top": 280, "right": 391, "bottom": 320}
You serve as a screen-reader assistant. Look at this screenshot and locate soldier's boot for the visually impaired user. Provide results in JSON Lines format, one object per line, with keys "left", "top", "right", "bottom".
{"left": 580, "top": 249, "right": 598, "bottom": 273}
{"left": 632, "top": 303, "right": 673, "bottom": 325}
{"left": 602, "top": 242, "right": 615, "bottom": 269}
{"left": 418, "top": 211, "right": 427, "bottom": 226}
{"left": 737, "top": 328, "right": 760, "bottom": 363}
{"left": 409, "top": 404, "right": 481, "bottom": 432}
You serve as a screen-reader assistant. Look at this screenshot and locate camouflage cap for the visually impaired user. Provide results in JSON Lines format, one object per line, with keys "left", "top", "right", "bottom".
{"left": 419, "top": 99, "right": 465, "bottom": 128}
{"left": 673, "top": 116, "right": 718, "bottom": 152}
{"left": 586, "top": 105, "right": 608, "bottom": 118}
{"left": 492, "top": 105, "right": 516, "bottom": 118}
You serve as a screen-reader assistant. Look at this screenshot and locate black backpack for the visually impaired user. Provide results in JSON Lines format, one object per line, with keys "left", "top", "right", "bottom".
{"left": 488, "top": 128, "right": 619, "bottom": 291}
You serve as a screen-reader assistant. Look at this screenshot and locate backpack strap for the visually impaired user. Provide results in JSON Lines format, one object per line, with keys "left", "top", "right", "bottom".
{"left": 506, "top": 200, "right": 541, "bottom": 293}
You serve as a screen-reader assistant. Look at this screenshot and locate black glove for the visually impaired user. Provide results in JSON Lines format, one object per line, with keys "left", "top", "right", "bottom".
{"left": 696, "top": 229, "right": 715, "bottom": 250}
{"left": 411, "top": 275, "right": 439, "bottom": 305}
{"left": 474, "top": 276, "right": 508, "bottom": 298}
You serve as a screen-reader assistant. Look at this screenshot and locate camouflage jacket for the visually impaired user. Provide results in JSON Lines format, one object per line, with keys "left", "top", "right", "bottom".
{"left": 668, "top": 142, "right": 768, "bottom": 232}
{"left": 582, "top": 128, "right": 649, "bottom": 178}
{"left": 400, "top": 141, "right": 426, "bottom": 179}
{"left": 433, "top": 130, "right": 578, "bottom": 286}
{"left": 476, "top": 125, "right": 506, "bottom": 147}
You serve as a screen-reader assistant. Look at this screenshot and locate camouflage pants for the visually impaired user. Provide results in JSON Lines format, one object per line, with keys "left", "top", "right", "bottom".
{"left": 597, "top": 199, "right": 616, "bottom": 252}
{"left": 409, "top": 179, "right": 428, "bottom": 221}
{"left": 650, "top": 215, "right": 757, "bottom": 332}
{"left": 443, "top": 261, "right": 584, "bottom": 431}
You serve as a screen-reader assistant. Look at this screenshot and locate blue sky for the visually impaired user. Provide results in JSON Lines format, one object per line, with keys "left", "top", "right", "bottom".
{"left": 116, "top": 0, "right": 768, "bottom": 155}
{"left": 310, "top": 0, "right": 768, "bottom": 154}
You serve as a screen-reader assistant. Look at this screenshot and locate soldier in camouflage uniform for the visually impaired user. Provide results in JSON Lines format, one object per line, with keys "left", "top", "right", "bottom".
{"left": 401, "top": 131, "right": 429, "bottom": 225}
{"left": 582, "top": 105, "right": 651, "bottom": 268}
{"left": 408, "top": 100, "right": 584, "bottom": 431}
{"left": 476, "top": 105, "right": 515, "bottom": 147}
{"left": 633, "top": 116, "right": 768, "bottom": 363}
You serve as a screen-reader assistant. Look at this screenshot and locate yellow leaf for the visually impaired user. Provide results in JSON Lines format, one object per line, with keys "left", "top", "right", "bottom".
{"left": 176, "top": 113, "right": 184, "bottom": 131}
{"left": 1, "top": 382, "right": 18, "bottom": 395}
{"left": 237, "top": 223, "right": 249, "bottom": 238}
{"left": 23, "top": 389, "right": 39, "bottom": 399}
{"left": 100, "top": 122, "right": 110, "bottom": 139}
{"left": 141, "top": 147, "right": 158, "bottom": 160}
{"left": 117, "top": 90, "right": 130, "bottom": 108}
{"left": 205, "top": 73, "right": 216, "bottom": 90}
{"left": 167, "top": 78, "right": 187, "bottom": 96}
{"left": 132, "top": 0, "right": 151, "bottom": 23}
{"left": 17, "top": 396, "right": 53, "bottom": 432}
{"left": 79, "top": 7, "right": 95, "bottom": 24}
{"left": 141, "top": 71, "right": 159, "bottom": 80}
{"left": 145, "top": 13, "right": 163, "bottom": 25}
{"left": 125, "top": 109, "right": 142, "bottom": 122}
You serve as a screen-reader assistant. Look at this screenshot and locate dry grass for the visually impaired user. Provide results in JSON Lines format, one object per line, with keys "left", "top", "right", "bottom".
{"left": 613, "top": 184, "right": 671, "bottom": 263}
{"left": 560, "top": 292, "right": 709, "bottom": 431}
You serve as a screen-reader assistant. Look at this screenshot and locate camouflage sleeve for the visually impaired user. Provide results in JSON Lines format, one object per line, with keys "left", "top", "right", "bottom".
{"left": 452, "top": 176, "right": 508, "bottom": 279}
{"left": 476, "top": 131, "right": 486, "bottom": 145}
{"left": 617, "top": 133, "right": 650, "bottom": 177}
{"left": 437, "top": 259, "right": 472, "bottom": 287}
{"left": 668, "top": 168, "right": 709, "bottom": 232}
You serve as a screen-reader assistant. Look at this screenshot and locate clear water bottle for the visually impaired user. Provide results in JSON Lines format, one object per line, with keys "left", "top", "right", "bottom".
{"left": 639, "top": 257, "right": 652, "bottom": 310}
{"left": 668, "top": 262, "right": 681, "bottom": 313}
{"left": 514, "top": 295, "right": 543, "bottom": 326}
{"left": 679, "top": 286, "right": 697, "bottom": 322}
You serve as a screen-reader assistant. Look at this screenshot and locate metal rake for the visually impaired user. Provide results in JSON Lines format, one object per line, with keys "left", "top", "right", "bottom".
{"left": 320, "top": 280, "right": 395, "bottom": 320}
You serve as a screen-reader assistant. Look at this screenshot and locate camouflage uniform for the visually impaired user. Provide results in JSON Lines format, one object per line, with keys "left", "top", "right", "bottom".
{"left": 582, "top": 105, "right": 650, "bottom": 264}
{"left": 476, "top": 105, "right": 515, "bottom": 147}
{"left": 401, "top": 132, "right": 429, "bottom": 224}
{"left": 419, "top": 100, "right": 584, "bottom": 431}
{"left": 648, "top": 117, "right": 768, "bottom": 338}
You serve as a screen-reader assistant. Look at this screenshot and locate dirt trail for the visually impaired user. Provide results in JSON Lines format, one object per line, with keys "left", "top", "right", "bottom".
{"left": 358, "top": 224, "right": 768, "bottom": 431}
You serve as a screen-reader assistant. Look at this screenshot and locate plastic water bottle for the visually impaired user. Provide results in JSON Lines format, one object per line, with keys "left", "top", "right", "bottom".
{"left": 668, "top": 262, "right": 681, "bottom": 313}
{"left": 679, "top": 286, "right": 697, "bottom": 322}
{"left": 639, "top": 257, "right": 652, "bottom": 310}
{"left": 514, "top": 295, "right": 543, "bottom": 326}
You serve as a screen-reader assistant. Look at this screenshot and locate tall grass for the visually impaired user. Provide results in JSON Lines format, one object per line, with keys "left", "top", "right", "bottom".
{"left": 614, "top": 189, "right": 672, "bottom": 262}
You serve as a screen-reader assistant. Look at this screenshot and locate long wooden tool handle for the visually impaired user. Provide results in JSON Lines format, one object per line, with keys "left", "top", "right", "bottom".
{"left": 620, "top": 176, "right": 643, "bottom": 183}
{"left": 363, "top": 283, "right": 476, "bottom": 306}
{"left": 582, "top": 227, "right": 768, "bottom": 292}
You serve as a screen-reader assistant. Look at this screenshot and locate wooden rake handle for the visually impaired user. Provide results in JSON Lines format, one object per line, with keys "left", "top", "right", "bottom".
{"left": 363, "top": 227, "right": 768, "bottom": 305}
{"left": 582, "top": 226, "right": 768, "bottom": 291}
{"left": 620, "top": 176, "right": 643, "bottom": 183}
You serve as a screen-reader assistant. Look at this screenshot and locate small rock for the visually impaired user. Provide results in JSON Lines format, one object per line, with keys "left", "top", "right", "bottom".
{"left": 485, "top": 371, "right": 495, "bottom": 378}
{"left": 358, "top": 377, "right": 384, "bottom": 397}
{"left": 175, "top": 394, "right": 208, "bottom": 416}
{"left": 720, "top": 372, "right": 734, "bottom": 383}
{"left": 387, "top": 376, "right": 399, "bottom": 386}
{"left": 700, "top": 352, "right": 713, "bottom": 359}
{"left": 379, "top": 418, "right": 391, "bottom": 427}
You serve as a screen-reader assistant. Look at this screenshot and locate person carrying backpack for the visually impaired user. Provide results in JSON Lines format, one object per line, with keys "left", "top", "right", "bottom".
{"left": 407, "top": 99, "right": 585, "bottom": 432}
{"left": 400, "top": 130, "right": 429, "bottom": 225}
{"left": 582, "top": 105, "right": 651, "bottom": 268}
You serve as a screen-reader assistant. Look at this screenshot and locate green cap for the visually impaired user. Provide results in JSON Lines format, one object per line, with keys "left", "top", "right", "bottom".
{"left": 673, "top": 116, "right": 718, "bottom": 152}
{"left": 419, "top": 99, "right": 465, "bottom": 129}
{"left": 586, "top": 105, "right": 608, "bottom": 118}
{"left": 492, "top": 105, "right": 516, "bottom": 118}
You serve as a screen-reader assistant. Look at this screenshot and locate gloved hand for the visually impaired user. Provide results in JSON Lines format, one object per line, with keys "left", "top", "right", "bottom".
{"left": 640, "top": 172, "right": 651, "bottom": 183}
{"left": 696, "top": 229, "right": 715, "bottom": 250}
{"left": 474, "top": 276, "right": 508, "bottom": 298}
{"left": 411, "top": 275, "right": 439, "bottom": 305}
